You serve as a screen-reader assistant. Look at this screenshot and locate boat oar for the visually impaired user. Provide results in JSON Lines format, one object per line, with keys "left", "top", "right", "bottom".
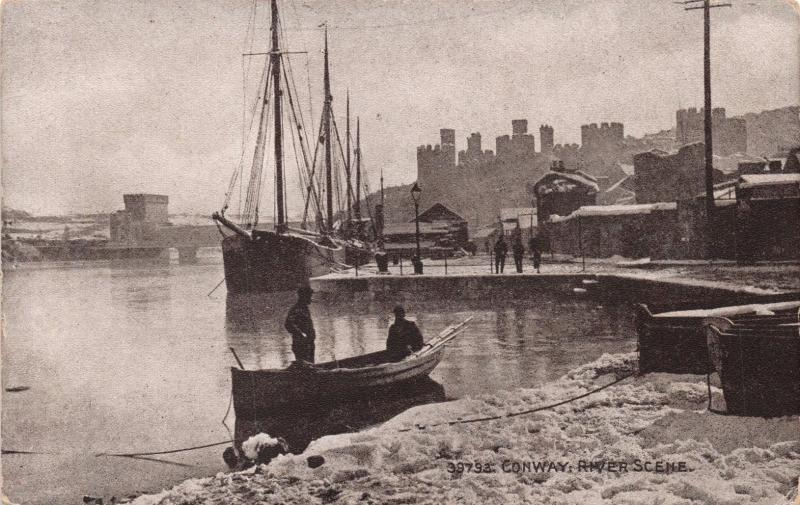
{"left": 429, "top": 316, "right": 474, "bottom": 349}
{"left": 228, "top": 347, "right": 245, "bottom": 370}
{"left": 409, "top": 316, "right": 474, "bottom": 358}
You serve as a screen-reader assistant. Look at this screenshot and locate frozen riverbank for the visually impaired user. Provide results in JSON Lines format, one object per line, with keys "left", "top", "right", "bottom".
{"left": 131, "top": 353, "right": 799, "bottom": 505}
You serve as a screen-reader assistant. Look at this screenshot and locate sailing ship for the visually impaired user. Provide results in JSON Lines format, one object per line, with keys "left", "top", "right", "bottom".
{"left": 213, "top": 0, "right": 372, "bottom": 294}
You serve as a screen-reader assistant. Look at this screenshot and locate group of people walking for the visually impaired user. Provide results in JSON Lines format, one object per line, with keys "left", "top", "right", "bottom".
{"left": 492, "top": 228, "right": 542, "bottom": 274}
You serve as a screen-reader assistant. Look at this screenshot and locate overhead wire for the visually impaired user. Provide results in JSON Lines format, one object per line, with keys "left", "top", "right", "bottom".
{"left": 281, "top": 1, "right": 537, "bottom": 33}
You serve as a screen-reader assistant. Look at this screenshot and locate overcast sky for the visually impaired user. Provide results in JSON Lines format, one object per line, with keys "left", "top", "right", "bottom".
{"left": 2, "top": 0, "right": 798, "bottom": 215}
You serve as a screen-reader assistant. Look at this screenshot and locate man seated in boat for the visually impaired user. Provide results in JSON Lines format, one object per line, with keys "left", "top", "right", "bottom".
{"left": 285, "top": 285, "right": 316, "bottom": 363}
{"left": 386, "top": 306, "right": 424, "bottom": 361}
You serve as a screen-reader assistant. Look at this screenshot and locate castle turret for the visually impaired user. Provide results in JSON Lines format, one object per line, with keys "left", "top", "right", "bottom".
{"left": 539, "top": 124, "right": 554, "bottom": 155}
{"left": 417, "top": 128, "right": 456, "bottom": 189}
{"left": 466, "top": 132, "right": 482, "bottom": 155}
{"left": 440, "top": 128, "right": 455, "bottom": 167}
{"left": 511, "top": 119, "right": 528, "bottom": 137}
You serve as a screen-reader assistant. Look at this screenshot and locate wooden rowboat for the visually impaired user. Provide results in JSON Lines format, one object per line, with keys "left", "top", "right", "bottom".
{"left": 635, "top": 300, "right": 800, "bottom": 374}
{"left": 705, "top": 317, "right": 799, "bottom": 417}
{"left": 232, "top": 318, "right": 472, "bottom": 418}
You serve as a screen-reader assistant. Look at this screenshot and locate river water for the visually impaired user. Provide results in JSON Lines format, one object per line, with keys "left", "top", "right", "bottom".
{"left": 1, "top": 255, "right": 636, "bottom": 504}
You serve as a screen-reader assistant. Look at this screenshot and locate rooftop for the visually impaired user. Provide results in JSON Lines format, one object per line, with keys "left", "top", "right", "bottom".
{"left": 551, "top": 202, "right": 677, "bottom": 223}
{"left": 739, "top": 173, "right": 800, "bottom": 189}
{"left": 500, "top": 207, "right": 536, "bottom": 221}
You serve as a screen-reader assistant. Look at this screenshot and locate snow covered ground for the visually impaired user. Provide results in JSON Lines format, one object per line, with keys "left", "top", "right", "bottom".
{"left": 130, "top": 353, "right": 799, "bottom": 505}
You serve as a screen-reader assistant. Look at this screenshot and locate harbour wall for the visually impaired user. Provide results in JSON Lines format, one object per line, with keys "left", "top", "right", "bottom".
{"left": 310, "top": 272, "right": 794, "bottom": 308}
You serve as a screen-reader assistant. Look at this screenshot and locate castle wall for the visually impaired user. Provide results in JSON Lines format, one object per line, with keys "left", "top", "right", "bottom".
{"left": 675, "top": 107, "right": 747, "bottom": 155}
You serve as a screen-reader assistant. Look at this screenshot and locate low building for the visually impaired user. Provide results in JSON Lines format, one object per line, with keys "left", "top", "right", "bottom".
{"left": 735, "top": 173, "right": 800, "bottom": 261}
{"left": 382, "top": 221, "right": 447, "bottom": 260}
{"left": 547, "top": 203, "right": 679, "bottom": 259}
{"left": 531, "top": 165, "right": 599, "bottom": 222}
{"left": 545, "top": 172, "right": 799, "bottom": 261}
{"left": 413, "top": 203, "right": 469, "bottom": 248}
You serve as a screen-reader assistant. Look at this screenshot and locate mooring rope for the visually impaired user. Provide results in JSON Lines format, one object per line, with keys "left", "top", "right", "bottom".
{"left": 397, "top": 372, "right": 636, "bottom": 432}
{"left": 94, "top": 440, "right": 233, "bottom": 459}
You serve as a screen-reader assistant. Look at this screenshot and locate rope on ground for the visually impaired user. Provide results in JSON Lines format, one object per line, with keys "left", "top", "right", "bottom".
{"left": 94, "top": 440, "right": 233, "bottom": 458}
{"left": 397, "top": 372, "right": 635, "bottom": 432}
{"left": 1, "top": 449, "right": 52, "bottom": 455}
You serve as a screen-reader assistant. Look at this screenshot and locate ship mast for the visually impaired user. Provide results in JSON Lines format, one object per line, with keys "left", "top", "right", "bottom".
{"left": 323, "top": 26, "right": 334, "bottom": 232}
{"left": 271, "top": 0, "right": 286, "bottom": 232}
{"left": 354, "top": 117, "right": 362, "bottom": 221}
{"left": 380, "top": 165, "right": 384, "bottom": 207}
{"left": 345, "top": 91, "right": 352, "bottom": 228}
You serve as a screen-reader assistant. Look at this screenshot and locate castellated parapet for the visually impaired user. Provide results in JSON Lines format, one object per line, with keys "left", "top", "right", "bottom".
{"left": 675, "top": 107, "right": 746, "bottom": 155}
{"left": 580, "top": 122, "right": 624, "bottom": 151}
{"left": 417, "top": 129, "right": 456, "bottom": 188}
{"left": 497, "top": 119, "right": 535, "bottom": 162}
{"left": 417, "top": 119, "right": 546, "bottom": 195}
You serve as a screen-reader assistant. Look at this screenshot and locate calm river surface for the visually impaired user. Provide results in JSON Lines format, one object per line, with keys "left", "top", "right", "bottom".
{"left": 2, "top": 255, "right": 637, "bottom": 504}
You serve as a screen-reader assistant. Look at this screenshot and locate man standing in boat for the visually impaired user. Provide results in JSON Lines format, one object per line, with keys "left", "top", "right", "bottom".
{"left": 386, "top": 306, "right": 424, "bottom": 361}
{"left": 285, "top": 285, "right": 316, "bottom": 363}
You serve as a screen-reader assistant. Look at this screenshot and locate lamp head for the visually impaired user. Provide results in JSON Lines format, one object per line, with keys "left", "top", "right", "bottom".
{"left": 410, "top": 182, "right": 422, "bottom": 204}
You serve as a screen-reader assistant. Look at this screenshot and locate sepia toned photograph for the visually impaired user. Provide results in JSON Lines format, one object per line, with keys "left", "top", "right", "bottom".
{"left": 2, "top": 0, "right": 799, "bottom": 503}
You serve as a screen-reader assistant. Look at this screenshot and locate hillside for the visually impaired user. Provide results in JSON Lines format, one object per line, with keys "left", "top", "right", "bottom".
{"left": 1, "top": 206, "right": 33, "bottom": 222}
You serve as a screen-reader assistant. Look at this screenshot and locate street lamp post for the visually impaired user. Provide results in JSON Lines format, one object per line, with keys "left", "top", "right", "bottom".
{"left": 411, "top": 182, "right": 423, "bottom": 274}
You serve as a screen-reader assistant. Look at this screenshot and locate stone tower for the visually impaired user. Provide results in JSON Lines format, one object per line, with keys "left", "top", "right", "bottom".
{"left": 540, "top": 124, "right": 554, "bottom": 155}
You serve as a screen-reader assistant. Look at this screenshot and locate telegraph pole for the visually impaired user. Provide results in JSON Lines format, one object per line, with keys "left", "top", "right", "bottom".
{"left": 679, "top": 0, "right": 731, "bottom": 258}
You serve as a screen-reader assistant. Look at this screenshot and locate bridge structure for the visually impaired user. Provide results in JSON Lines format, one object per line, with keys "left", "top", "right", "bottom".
{"left": 103, "top": 225, "right": 224, "bottom": 263}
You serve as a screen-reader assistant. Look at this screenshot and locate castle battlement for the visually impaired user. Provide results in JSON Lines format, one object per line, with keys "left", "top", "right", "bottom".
{"left": 675, "top": 106, "right": 745, "bottom": 155}
{"left": 581, "top": 121, "right": 624, "bottom": 150}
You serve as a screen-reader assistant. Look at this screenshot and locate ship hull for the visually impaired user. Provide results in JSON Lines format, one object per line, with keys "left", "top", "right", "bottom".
{"left": 221, "top": 230, "right": 343, "bottom": 294}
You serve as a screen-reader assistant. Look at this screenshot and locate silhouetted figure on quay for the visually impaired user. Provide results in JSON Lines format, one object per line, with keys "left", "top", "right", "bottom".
{"left": 493, "top": 235, "right": 508, "bottom": 274}
{"left": 386, "top": 306, "right": 424, "bottom": 361}
{"left": 512, "top": 234, "right": 525, "bottom": 273}
{"left": 285, "top": 285, "right": 316, "bottom": 363}
{"left": 529, "top": 235, "right": 542, "bottom": 273}
{"left": 532, "top": 247, "right": 542, "bottom": 273}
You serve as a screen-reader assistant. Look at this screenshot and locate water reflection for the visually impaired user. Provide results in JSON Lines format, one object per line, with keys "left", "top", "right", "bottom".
{"left": 224, "top": 292, "right": 637, "bottom": 400}
{"left": 234, "top": 378, "right": 446, "bottom": 453}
